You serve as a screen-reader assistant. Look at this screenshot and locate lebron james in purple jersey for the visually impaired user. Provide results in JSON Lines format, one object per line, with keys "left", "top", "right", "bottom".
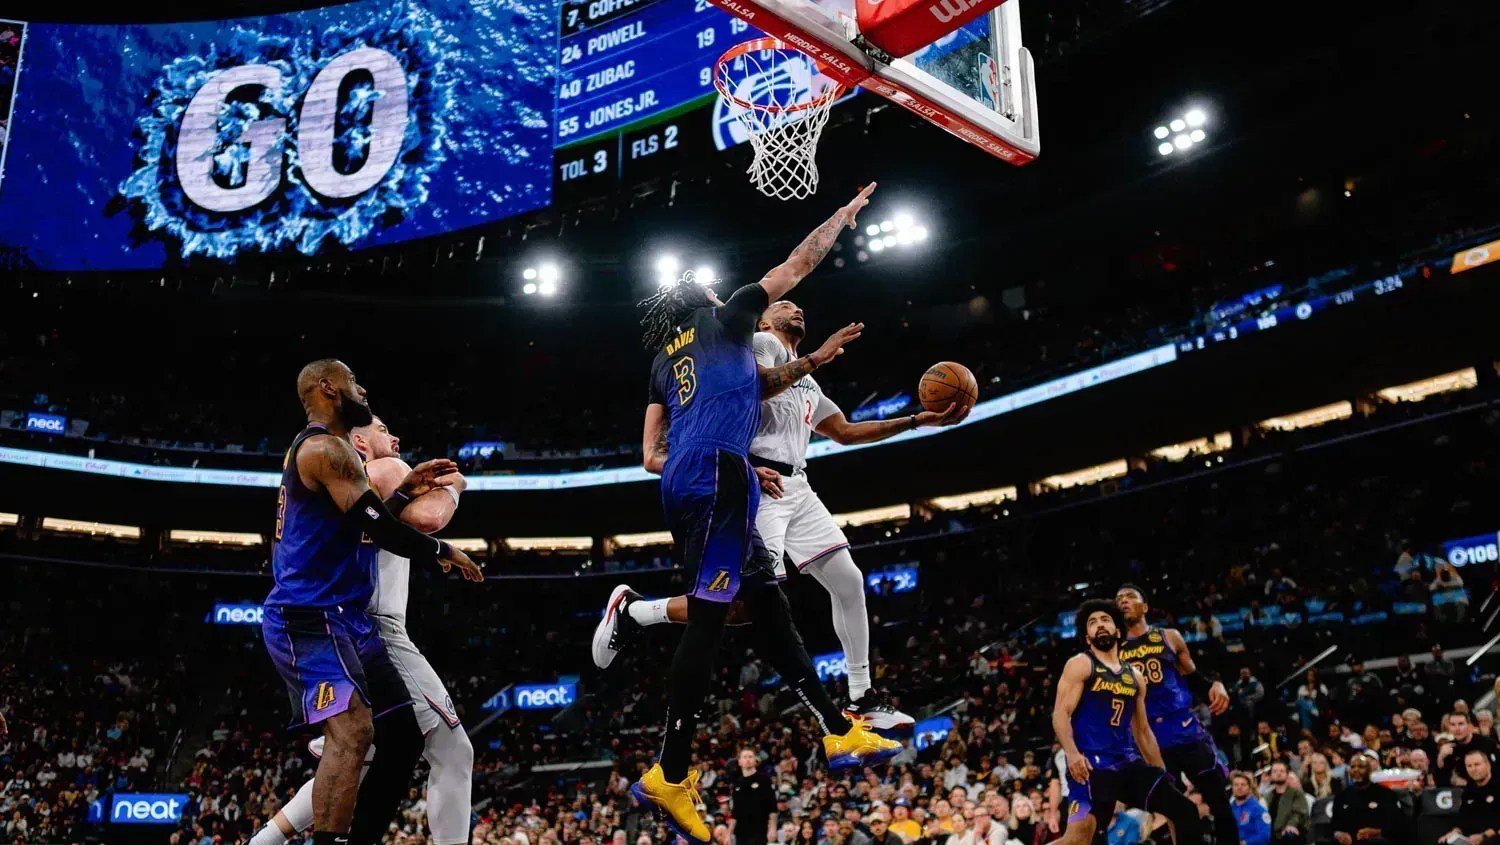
{"left": 1048, "top": 599, "right": 1201, "bottom": 845}
{"left": 262, "top": 359, "right": 481, "bottom": 845}
{"left": 1117, "top": 583, "right": 1237, "bottom": 845}
{"left": 628, "top": 185, "right": 900, "bottom": 844}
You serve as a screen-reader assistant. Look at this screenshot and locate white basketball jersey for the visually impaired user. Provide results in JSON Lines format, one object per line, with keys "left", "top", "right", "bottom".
{"left": 369, "top": 549, "right": 411, "bottom": 620}
{"left": 750, "top": 332, "right": 840, "bottom": 472}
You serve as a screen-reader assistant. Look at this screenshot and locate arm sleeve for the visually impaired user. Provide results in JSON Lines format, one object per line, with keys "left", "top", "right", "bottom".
{"left": 753, "top": 332, "right": 784, "bottom": 367}
{"left": 718, "top": 283, "right": 771, "bottom": 341}
{"left": 812, "top": 392, "right": 841, "bottom": 426}
{"left": 347, "top": 488, "right": 445, "bottom": 562}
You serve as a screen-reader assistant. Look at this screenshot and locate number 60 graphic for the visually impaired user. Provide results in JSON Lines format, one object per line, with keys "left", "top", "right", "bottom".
{"left": 176, "top": 47, "right": 410, "bottom": 213}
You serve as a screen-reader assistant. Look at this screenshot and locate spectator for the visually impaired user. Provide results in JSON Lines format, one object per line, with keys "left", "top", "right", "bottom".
{"left": 1330, "top": 754, "right": 1405, "bottom": 845}
{"left": 1230, "top": 772, "right": 1272, "bottom": 845}
{"left": 1105, "top": 806, "right": 1149, "bottom": 845}
{"left": 1446, "top": 748, "right": 1500, "bottom": 845}
{"left": 1431, "top": 563, "right": 1470, "bottom": 625}
{"left": 1261, "top": 761, "right": 1309, "bottom": 844}
{"left": 1439, "top": 712, "right": 1498, "bottom": 787}
{"left": 1236, "top": 667, "right": 1267, "bottom": 723}
{"left": 732, "top": 749, "right": 776, "bottom": 845}
{"left": 1295, "top": 669, "right": 1329, "bottom": 731}
{"left": 890, "top": 801, "right": 920, "bottom": 842}
{"left": 867, "top": 815, "right": 903, "bottom": 845}
{"left": 1004, "top": 796, "right": 1035, "bottom": 845}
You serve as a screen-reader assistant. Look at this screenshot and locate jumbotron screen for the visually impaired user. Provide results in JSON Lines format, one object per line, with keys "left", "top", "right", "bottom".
{"left": 0, "top": 0, "right": 792, "bottom": 269}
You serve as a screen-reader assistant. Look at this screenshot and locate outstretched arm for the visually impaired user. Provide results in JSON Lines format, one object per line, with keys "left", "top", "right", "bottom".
{"left": 758, "top": 184, "right": 875, "bottom": 302}
{"left": 815, "top": 402, "right": 968, "bottom": 445}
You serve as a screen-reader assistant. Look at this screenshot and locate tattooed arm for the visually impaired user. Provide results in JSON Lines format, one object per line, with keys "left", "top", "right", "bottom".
{"left": 642, "top": 403, "right": 670, "bottom": 475}
{"left": 757, "top": 322, "right": 865, "bottom": 398}
{"left": 758, "top": 183, "right": 876, "bottom": 301}
{"left": 297, "top": 434, "right": 373, "bottom": 511}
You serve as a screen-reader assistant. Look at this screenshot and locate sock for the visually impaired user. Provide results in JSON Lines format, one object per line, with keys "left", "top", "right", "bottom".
{"left": 312, "top": 833, "right": 350, "bottom": 845}
{"left": 250, "top": 826, "right": 288, "bottom": 845}
{"left": 846, "top": 664, "right": 873, "bottom": 702}
{"left": 630, "top": 598, "right": 672, "bottom": 626}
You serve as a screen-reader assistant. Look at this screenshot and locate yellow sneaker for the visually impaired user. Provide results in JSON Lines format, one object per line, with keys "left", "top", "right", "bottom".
{"left": 631, "top": 764, "right": 710, "bottom": 843}
{"left": 824, "top": 716, "right": 903, "bottom": 771}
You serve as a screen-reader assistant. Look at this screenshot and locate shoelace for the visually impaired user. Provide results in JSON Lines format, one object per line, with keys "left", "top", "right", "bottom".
{"left": 682, "top": 768, "right": 704, "bottom": 809}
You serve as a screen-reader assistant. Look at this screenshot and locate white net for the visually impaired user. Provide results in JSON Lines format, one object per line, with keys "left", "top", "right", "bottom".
{"left": 716, "top": 41, "right": 843, "bottom": 201}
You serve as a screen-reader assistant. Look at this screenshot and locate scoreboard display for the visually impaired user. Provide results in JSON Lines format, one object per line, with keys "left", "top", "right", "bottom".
{"left": 551, "top": 0, "right": 775, "bottom": 197}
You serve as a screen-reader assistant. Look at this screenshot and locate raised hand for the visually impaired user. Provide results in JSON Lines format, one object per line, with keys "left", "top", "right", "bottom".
{"left": 810, "top": 322, "right": 864, "bottom": 367}
{"left": 397, "top": 458, "right": 459, "bottom": 497}
{"left": 841, "top": 183, "right": 877, "bottom": 229}
{"left": 913, "top": 402, "right": 968, "bottom": 428}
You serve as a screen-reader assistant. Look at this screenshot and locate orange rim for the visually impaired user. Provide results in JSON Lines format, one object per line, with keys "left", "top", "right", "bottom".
{"left": 714, "top": 37, "right": 845, "bottom": 114}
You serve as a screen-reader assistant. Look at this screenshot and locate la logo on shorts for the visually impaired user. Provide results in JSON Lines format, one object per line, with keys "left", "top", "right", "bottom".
{"left": 314, "top": 682, "right": 337, "bottom": 711}
{"left": 707, "top": 570, "right": 732, "bottom": 592}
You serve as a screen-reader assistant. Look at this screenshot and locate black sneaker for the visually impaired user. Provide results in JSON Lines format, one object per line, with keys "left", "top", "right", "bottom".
{"left": 843, "top": 689, "right": 915, "bottom": 730}
{"left": 591, "top": 584, "right": 643, "bottom": 669}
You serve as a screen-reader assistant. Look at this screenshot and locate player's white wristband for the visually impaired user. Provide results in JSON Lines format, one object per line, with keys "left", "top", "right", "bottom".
{"left": 443, "top": 485, "right": 461, "bottom": 505}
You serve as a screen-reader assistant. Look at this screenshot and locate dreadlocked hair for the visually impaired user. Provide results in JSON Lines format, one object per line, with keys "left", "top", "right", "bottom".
{"left": 639, "top": 274, "right": 714, "bottom": 350}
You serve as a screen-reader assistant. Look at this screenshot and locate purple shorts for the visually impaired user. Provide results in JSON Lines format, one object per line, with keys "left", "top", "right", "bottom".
{"left": 262, "top": 605, "right": 410, "bottom": 727}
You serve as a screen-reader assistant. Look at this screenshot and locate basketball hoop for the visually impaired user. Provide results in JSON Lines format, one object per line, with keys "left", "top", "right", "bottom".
{"left": 714, "top": 37, "right": 845, "bottom": 201}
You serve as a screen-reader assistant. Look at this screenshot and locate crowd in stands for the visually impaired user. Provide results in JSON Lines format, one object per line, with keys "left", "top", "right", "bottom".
{"left": 1, "top": 377, "right": 1498, "bottom": 844}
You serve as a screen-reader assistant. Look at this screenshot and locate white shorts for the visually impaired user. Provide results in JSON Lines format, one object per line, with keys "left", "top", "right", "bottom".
{"left": 375, "top": 614, "right": 461, "bottom": 733}
{"left": 756, "top": 472, "right": 850, "bottom": 579}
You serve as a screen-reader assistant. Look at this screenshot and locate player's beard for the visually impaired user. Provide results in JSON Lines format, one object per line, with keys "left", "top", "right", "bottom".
{"left": 774, "top": 315, "right": 806, "bottom": 339}
{"left": 338, "top": 393, "right": 375, "bottom": 429}
{"left": 1088, "top": 630, "right": 1118, "bottom": 652}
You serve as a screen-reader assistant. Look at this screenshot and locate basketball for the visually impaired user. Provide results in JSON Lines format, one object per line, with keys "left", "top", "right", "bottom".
{"left": 918, "top": 362, "right": 978, "bottom": 414}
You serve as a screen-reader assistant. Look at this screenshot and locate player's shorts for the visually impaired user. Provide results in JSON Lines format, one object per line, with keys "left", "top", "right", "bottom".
{"left": 1064, "top": 758, "right": 1173, "bottom": 830}
{"left": 1161, "top": 734, "right": 1227, "bottom": 786}
{"left": 374, "top": 614, "right": 461, "bottom": 734}
{"left": 661, "top": 445, "right": 776, "bottom": 603}
{"left": 262, "top": 605, "right": 411, "bottom": 728}
{"left": 755, "top": 471, "right": 850, "bottom": 579}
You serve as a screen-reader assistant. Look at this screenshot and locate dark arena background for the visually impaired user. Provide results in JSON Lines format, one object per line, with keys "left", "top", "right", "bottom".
{"left": 2, "top": 0, "right": 1500, "bottom": 843}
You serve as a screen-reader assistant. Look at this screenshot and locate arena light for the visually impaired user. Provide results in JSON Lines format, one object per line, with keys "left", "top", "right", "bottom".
{"left": 832, "top": 504, "right": 910, "bottom": 527}
{"left": 445, "top": 538, "right": 489, "bottom": 553}
{"left": 694, "top": 266, "right": 716, "bottom": 283}
{"left": 612, "top": 529, "right": 674, "bottom": 548}
{"left": 1153, "top": 106, "right": 1210, "bottom": 156}
{"left": 655, "top": 254, "right": 681, "bottom": 286}
{"left": 863, "top": 212, "right": 928, "bottom": 256}
{"left": 1035, "top": 459, "right": 1129, "bottom": 492}
{"left": 1376, "top": 368, "right": 1477, "bottom": 403}
{"left": 929, "top": 486, "right": 1018, "bottom": 511}
{"left": 1149, "top": 432, "right": 1233, "bottom": 463}
{"left": 1258, "top": 401, "right": 1353, "bottom": 433}
{"left": 503, "top": 536, "right": 593, "bottom": 551}
{"left": 522, "top": 262, "right": 562, "bottom": 296}
{"left": 42, "top": 517, "right": 141, "bottom": 539}
{"left": 0, "top": 512, "right": 17, "bottom": 526}
{"left": 167, "top": 529, "right": 262, "bottom": 547}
